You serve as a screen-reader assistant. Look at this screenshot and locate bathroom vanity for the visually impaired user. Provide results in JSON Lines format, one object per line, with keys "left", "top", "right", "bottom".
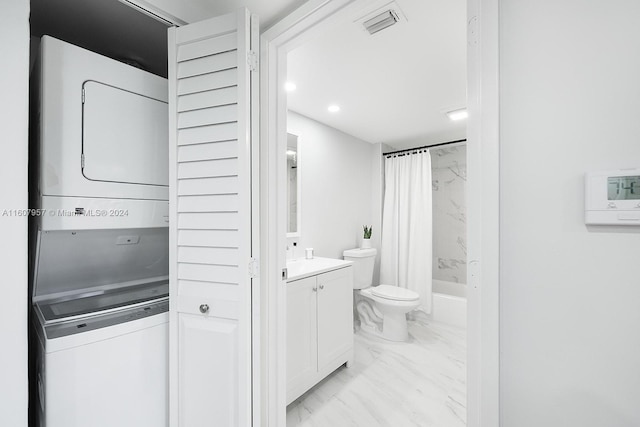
{"left": 286, "top": 257, "right": 354, "bottom": 404}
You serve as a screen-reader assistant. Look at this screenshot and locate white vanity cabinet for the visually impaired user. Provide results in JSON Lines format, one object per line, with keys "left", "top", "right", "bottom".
{"left": 286, "top": 264, "right": 354, "bottom": 404}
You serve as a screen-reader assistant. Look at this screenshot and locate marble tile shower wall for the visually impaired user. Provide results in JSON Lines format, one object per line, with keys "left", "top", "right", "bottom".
{"left": 431, "top": 145, "right": 467, "bottom": 284}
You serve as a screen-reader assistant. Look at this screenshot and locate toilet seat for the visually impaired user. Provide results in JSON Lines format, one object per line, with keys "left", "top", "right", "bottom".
{"left": 371, "top": 285, "right": 419, "bottom": 301}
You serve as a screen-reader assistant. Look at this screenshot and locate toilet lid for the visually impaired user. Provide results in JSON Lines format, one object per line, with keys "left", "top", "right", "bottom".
{"left": 371, "top": 285, "right": 419, "bottom": 301}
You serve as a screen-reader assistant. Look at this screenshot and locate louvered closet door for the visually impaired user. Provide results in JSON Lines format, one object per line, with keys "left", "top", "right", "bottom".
{"left": 168, "top": 9, "right": 257, "bottom": 427}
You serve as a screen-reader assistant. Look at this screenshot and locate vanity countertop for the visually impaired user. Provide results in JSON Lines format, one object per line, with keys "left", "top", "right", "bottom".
{"left": 286, "top": 257, "right": 353, "bottom": 282}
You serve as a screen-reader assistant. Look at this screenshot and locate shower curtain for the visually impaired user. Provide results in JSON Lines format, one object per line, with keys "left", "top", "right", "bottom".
{"left": 380, "top": 150, "right": 433, "bottom": 313}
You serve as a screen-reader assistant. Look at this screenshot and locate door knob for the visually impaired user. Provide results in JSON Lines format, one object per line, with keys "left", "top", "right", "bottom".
{"left": 312, "top": 286, "right": 317, "bottom": 292}
{"left": 199, "top": 304, "right": 209, "bottom": 314}
{"left": 319, "top": 284, "right": 324, "bottom": 290}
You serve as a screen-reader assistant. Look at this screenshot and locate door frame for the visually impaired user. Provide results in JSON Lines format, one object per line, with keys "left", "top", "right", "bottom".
{"left": 465, "top": 0, "right": 500, "bottom": 425}
{"left": 260, "top": 0, "right": 500, "bottom": 426}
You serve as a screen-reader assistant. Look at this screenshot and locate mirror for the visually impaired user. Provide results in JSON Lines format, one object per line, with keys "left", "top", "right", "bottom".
{"left": 287, "top": 133, "right": 300, "bottom": 237}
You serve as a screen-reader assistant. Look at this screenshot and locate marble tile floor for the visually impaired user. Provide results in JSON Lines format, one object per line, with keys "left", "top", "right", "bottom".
{"left": 287, "top": 319, "right": 466, "bottom": 427}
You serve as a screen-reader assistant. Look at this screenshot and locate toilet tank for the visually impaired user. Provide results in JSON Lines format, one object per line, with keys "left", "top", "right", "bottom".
{"left": 343, "top": 248, "right": 377, "bottom": 289}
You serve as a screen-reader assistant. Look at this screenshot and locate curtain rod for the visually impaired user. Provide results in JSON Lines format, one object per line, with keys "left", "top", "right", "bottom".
{"left": 383, "top": 138, "right": 467, "bottom": 157}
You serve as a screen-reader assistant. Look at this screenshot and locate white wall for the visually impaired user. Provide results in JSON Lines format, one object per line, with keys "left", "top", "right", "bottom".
{"left": 500, "top": 1, "right": 640, "bottom": 425}
{"left": 287, "top": 111, "right": 377, "bottom": 261}
{"left": 0, "top": 0, "right": 29, "bottom": 425}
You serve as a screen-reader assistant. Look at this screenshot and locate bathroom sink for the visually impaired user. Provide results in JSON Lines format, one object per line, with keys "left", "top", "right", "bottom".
{"left": 286, "top": 257, "right": 352, "bottom": 282}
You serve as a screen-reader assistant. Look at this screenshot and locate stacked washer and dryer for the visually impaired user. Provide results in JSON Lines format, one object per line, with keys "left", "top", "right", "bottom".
{"left": 31, "top": 36, "right": 169, "bottom": 427}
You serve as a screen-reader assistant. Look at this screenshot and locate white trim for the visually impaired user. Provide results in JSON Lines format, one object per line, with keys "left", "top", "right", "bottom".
{"left": 167, "top": 26, "right": 179, "bottom": 427}
{"left": 118, "top": 0, "right": 187, "bottom": 25}
{"left": 466, "top": 0, "right": 500, "bottom": 425}
{"left": 260, "top": 0, "right": 501, "bottom": 425}
{"left": 236, "top": 10, "right": 255, "bottom": 426}
{"left": 250, "top": 12, "right": 262, "bottom": 427}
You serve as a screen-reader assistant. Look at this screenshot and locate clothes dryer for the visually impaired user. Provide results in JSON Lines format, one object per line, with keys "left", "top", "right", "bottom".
{"left": 35, "top": 36, "right": 169, "bottom": 231}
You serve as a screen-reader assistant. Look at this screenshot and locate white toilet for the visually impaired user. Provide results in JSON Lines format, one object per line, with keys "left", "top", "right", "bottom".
{"left": 343, "top": 248, "right": 420, "bottom": 342}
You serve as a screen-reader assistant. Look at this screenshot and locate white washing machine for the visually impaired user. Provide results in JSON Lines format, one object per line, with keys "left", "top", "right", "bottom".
{"left": 32, "top": 36, "right": 170, "bottom": 427}
{"left": 33, "top": 283, "right": 169, "bottom": 427}
{"left": 31, "top": 227, "right": 170, "bottom": 427}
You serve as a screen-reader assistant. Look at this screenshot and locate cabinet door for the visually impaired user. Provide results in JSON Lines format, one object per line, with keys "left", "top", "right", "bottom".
{"left": 286, "top": 276, "right": 317, "bottom": 403}
{"left": 168, "top": 8, "right": 258, "bottom": 427}
{"left": 317, "top": 267, "right": 353, "bottom": 371}
{"left": 177, "top": 314, "right": 239, "bottom": 426}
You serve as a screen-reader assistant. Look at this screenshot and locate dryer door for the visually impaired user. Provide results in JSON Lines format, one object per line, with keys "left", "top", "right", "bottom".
{"left": 82, "top": 80, "right": 169, "bottom": 187}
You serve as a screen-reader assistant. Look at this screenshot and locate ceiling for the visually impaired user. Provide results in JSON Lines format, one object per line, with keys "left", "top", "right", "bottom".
{"left": 30, "top": 0, "right": 466, "bottom": 149}
{"left": 286, "top": 0, "right": 467, "bottom": 149}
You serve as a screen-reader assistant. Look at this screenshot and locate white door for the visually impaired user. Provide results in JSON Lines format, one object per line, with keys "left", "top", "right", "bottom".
{"left": 285, "top": 276, "right": 318, "bottom": 403}
{"left": 316, "top": 268, "right": 353, "bottom": 371}
{"left": 168, "top": 8, "right": 258, "bottom": 427}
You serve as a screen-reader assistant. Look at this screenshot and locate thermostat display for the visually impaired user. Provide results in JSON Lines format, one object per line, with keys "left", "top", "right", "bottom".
{"left": 608, "top": 175, "right": 640, "bottom": 200}
{"left": 586, "top": 169, "right": 640, "bottom": 225}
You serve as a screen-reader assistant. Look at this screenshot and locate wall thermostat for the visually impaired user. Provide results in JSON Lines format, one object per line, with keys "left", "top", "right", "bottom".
{"left": 585, "top": 168, "right": 640, "bottom": 225}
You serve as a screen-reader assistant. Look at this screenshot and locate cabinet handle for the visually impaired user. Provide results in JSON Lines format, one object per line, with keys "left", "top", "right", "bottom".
{"left": 312, "top": 286, "right": 317, "bottom": 292}
{"left": 199, "top": 304, "right": 210, "bottom": 314}
{"left": 319, "top": 284, "right": 324, "bottom": 290}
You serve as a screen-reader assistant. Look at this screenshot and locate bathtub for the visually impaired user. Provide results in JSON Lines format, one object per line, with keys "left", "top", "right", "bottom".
{"left": 428, "top": 279, "right": 467, "bottom": 329}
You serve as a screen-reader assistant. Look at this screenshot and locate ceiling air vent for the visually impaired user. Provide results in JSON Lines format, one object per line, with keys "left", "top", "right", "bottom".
{"left": 363, "top": 10, "right": 400, "bottom": 34}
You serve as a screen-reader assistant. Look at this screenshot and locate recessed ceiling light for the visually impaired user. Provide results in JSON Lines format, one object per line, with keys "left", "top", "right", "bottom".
{"left": 446, "top": 108, "right": 468, "bottom": 121}
{"left": 284, "top": 82, "right": 297, "bottom": 92}
{"left": 328, "top": 105, "right": 340, "bottom": 113}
